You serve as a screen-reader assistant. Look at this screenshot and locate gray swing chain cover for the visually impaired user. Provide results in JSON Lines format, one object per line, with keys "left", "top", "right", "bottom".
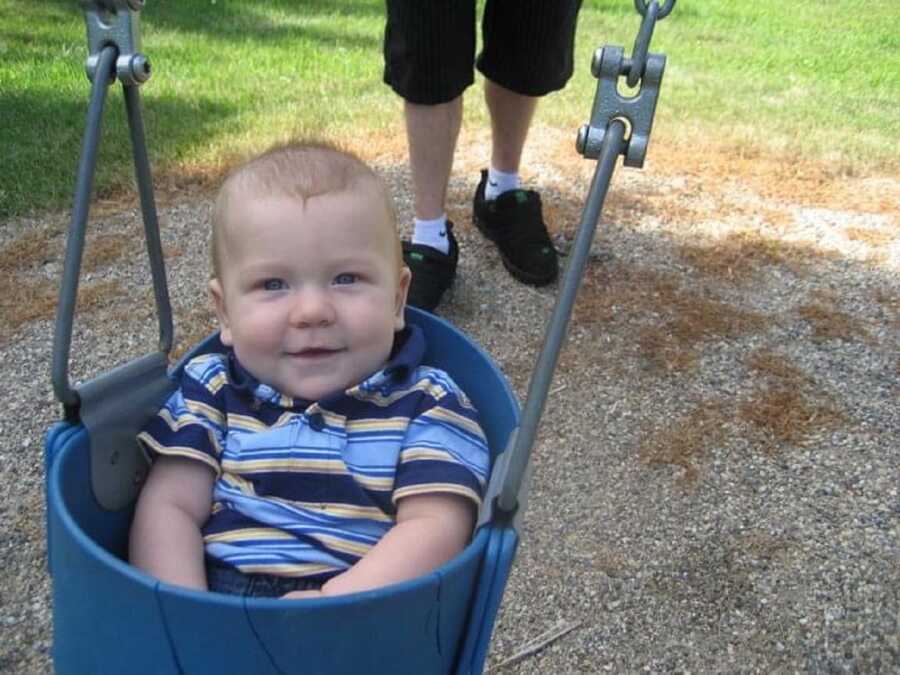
{"left": 78, "top": 351, "right": 174, "bottom": 510}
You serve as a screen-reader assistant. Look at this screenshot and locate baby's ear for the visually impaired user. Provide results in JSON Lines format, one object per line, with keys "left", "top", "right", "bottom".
{"left": 209, "top": 278, "right": 233, "bottom": 346}
{"left": 394, "top": 266, "right": 412, "bottom": 331}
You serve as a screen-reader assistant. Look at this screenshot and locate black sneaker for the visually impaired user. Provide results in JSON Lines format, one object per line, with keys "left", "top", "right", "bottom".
{"left": 473, "top": 170, "right": 558, "bottom": 286}
{"left": 401, "top": 222, "right": 459, "bottom": 313}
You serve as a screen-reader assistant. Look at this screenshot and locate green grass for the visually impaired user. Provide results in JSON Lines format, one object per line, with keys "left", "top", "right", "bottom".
{"left": 1, "top": 0, "right": 898, "bottom": 219}
{"left": 555, "top": 1, "right": 900, "bottom": 166}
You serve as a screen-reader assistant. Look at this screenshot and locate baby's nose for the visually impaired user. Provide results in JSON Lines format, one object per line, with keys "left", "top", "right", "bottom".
{"left": 288, "top": 289, "right": 335, "bottom": 327}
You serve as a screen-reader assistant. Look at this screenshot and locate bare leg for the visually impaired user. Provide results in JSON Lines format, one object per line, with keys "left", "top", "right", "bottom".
{"left": 404, "top": 97, "right": 463, "bottom": 221}
{"left": 485, "top": 79, "right": 538, "bottom": 174}
{"left": 476, "top": 80, "right": 558, "bottom": 288}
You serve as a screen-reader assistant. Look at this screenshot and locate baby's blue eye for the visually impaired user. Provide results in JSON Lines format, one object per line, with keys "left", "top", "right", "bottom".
{"left": 263, "top": 278, "right": 286, "bottom": 291}
{"left": 334, "top": 273, "right": 357, "bottom": 285}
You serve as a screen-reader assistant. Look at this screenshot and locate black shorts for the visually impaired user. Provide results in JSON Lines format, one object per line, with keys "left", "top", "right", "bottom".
{"left": 383, "top": 0, "right": 583, "bottom": 105}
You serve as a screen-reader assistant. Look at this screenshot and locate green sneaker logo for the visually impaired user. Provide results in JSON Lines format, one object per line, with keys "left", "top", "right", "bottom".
{"left": 410, "top": 252, "right": 425, "bottom": 262}
{"left": 515, "top": 191, "right": 528, "bottom": 204}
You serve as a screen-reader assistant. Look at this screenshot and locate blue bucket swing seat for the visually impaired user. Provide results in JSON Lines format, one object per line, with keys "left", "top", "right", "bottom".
{"left": 46, "top": 310, "right": 520, "bottom": 674}
{"left": 45, "top": 1, "right": 672, "bottom": 673}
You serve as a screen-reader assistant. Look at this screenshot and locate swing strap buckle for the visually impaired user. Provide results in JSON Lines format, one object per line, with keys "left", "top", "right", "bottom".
{"left": 80, "top": 0, "right": 151, "bottom": 85}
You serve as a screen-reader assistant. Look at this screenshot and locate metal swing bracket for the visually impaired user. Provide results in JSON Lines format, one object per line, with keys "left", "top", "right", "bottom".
{"left": 81, "top": 0, "right": 152, "bottom": 86}
{"left": 479, "top": 0, "right": 674, "bottom": 533}
{"left": 576, "top": 0, "right": 671, "bottom": 168}
{"left": 52, "top": 0, "right": 173, "bottom": 510}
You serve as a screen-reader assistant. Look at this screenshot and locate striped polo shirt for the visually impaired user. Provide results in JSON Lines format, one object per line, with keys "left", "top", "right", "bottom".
{"left": 138, "top": 326, "right": 490, "bottom": 579}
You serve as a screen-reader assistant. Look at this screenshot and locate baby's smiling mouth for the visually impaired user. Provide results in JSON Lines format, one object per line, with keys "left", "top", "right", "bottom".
{"left": 287, "top": 347, "right": 343, "bottom": 359}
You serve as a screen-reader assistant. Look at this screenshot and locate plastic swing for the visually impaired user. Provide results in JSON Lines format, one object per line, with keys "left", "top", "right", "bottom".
{"left": 44, "top": 1, "right": 674, "bottom": 673}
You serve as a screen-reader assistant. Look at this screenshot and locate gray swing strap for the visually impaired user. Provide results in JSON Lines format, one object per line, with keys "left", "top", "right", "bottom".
{"left": 478, "top": 0, "right": 674, "bottom": 531}
{"left": 52, "top": 0, "right": 173, "bottom": 510}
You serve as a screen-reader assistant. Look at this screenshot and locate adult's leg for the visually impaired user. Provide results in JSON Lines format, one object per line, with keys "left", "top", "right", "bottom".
{"left": 383, "top": 0, "right": 475, "bottom": 311}
{"left": 384, "top": 0, "right": 474, "bottom": 220}
{"left": 472, "top": 1, "right": 583, "bottom": 286}
{"left": 484, "top": 80, "right": 537, "bottom": 175}
{"left": 472, "top": 0, "right": 581, "bottom": 286}
{"left": 400, "top": 98, "right": 464, "bottom": 311}
{"left": 405, "top": 96, "right": 463, "bottom": 221}
{"left": 477, "top": 0, "right": 582, "bottom": 98}
{"left": 479, "top": 0, "right": 582, "bottom": 181}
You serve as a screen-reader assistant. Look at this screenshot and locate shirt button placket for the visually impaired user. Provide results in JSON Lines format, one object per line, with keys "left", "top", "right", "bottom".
{"left": 308, "top": 413, "right": 325, "bottom": 432}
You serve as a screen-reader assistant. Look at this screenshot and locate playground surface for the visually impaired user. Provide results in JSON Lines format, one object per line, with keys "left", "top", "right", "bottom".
{"left": 1, "top": 126, "right": 898, "bottom": 673}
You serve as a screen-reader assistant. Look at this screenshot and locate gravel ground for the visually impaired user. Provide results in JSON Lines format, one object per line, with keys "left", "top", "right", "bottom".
{"left": 1, "top": 127, "right": 898, "bottom": 673}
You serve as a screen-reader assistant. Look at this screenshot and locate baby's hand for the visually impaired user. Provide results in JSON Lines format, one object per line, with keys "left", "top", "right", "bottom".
{"left": 281, "top": 589, "right": 323, "bottom": 600}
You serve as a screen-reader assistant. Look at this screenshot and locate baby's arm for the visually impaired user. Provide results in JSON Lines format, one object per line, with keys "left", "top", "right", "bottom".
{"left": 129, "top": 456, "right": 215, "bottom": 591}
{"left": 287, "top": 493, "right": 474, "bottom": 599}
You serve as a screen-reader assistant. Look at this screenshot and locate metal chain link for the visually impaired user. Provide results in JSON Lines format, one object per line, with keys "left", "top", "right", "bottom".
{"left": 629, "top": 0, "right": 676, "bottom": 87}
{"left": 628, "top": 0, "right": 659, "bottom": 87}
{"left": 634, "top": 0, "right": 676, "bottom": 20}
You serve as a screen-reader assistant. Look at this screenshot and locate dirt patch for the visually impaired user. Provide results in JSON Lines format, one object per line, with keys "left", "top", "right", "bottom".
{"left": 0, "top": 276, "right": 58, "bottom": 340}
{"left": 738, "top": 386, "right": 845, "bottom": 450}
{"left": 82, "top": 233, "right": 131, "bottom": 272}
{"left": 677, "top": 231, "right": 839, "bottom": 281}
{"left": 739, "top": 346, "right": 847, "bottom": 451}
{"left": 639, "top": 403, "right": 729, "bottom": 484}
{"left": 873, "top": 288, "right": 900, "bottom": 330}
{"left": 845, "top": 227, "right": 894, "bottom": 247}
{"left": 647, "top": 138, "right": 900, "bottom": 222}
{"left": 0, "top": 222, "right": 135, "bottom": 343}
{"left": 747, "top": 348, "right": 810, "bottom": 383}
{"left": 575, "top": 264, "right": 769, "bottom": 374}
{"left": 0, "top": 226, "right": 62, "bottom": 271}
{"left": 170, "top": 301, "right": 217, "bottom": 361}
{"left": 797, "top": 290, "right": 873, "bottom": 344}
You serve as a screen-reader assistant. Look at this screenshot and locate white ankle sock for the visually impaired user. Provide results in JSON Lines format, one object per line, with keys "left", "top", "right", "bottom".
{"left": 485, "top": 167, "right": 520, "bottom": 201}
{"left": 412, "top": 215, "right": 450, "bottom": 254}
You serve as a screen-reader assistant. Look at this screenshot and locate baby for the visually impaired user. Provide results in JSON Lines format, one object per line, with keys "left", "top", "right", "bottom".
{"left": 129, "top": 142, "right": 489, "bottom": 599}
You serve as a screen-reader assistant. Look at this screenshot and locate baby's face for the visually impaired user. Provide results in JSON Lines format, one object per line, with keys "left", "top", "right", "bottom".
{"left": 211, "top": 187, "right": 410, "bottom": 401}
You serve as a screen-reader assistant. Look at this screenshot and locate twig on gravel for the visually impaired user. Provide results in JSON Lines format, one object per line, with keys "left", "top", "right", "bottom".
{"left": 604, "top": 400, "right": 619, "bottom": 423}
{"left": 486, "top": 620, "right": 583, "bottom": 672}
{"left": 521, "top": 283, "right": 548, "bottom": 301}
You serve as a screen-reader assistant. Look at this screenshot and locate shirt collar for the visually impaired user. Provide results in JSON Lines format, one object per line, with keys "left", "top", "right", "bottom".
{"left": 227, "top": 324, "right": 426, "bottom": 411}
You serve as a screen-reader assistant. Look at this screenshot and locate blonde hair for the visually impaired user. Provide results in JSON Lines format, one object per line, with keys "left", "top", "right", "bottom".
{"left": 211, "top": 141, "right": 398, "bottom": 278}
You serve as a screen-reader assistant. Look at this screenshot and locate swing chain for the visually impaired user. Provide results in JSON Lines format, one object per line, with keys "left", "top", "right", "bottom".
{"left": 80, "top": 0, "right": 152, "bottom": 85}
{"left": 627, "top": 0, "right": 660, "bottom": 88}
{"left": 634, "top": 0, "right": 675, "bottom": 20}
{"left": 630, "top": 0, "right": 675, "bottom": 88}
